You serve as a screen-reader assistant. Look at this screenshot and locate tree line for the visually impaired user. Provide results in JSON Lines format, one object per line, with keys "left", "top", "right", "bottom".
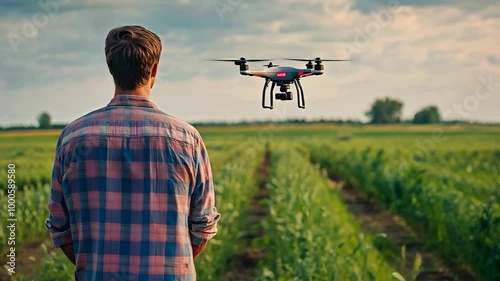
{"left": 365, "top": 97, "right": 441, "bottom": 124}
{"left": 0, "top": 100, "right": 486, "bottom": 131}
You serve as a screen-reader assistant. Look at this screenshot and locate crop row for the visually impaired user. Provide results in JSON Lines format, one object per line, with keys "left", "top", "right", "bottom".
{"left": 256, "top": 147, "right": 396, "bottom": 281}
{"left": 0, "top": 184, "right": 50, "bottom": 256}
{"left": 310, "top": 145, "right": 500, "bottom": 281}
{"left": 0, "top": 135, "right": 56, "bottom": 192}
{"left": 195, "top": 145, "right": 262, "bottom": 280}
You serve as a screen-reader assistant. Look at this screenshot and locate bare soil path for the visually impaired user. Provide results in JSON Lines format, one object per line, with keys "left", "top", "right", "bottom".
{"left": 221, "top": 149, "right": 271, "bottom": 281}
{"left": 0, "top": 238, "right": 54, "bottom": 281}
{"left": 331, "top": 179, "right": 477, "bottom": 281}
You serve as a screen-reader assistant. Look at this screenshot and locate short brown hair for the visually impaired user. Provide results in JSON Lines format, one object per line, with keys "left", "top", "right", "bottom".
{"left": 105, "top": 25, "right": 162, "bottom": 90}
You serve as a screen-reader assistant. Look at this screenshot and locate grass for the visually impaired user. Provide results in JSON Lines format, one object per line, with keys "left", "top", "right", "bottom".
{"left": 1, "top": 123, "right": 499, "bottom": 280}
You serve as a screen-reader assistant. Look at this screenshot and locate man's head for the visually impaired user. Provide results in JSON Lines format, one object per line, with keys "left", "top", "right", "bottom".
{"left": 105, "top": 25, "right": 162, "bottom": 91}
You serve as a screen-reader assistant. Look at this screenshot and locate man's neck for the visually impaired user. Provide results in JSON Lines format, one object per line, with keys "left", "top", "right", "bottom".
{"left": 114, "top": 85, "right": 151, "bottom": 99}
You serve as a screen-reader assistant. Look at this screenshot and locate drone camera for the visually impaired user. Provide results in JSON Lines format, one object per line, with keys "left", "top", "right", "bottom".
{"left": 275, "top": 92, "right": 293, "bottom": 101}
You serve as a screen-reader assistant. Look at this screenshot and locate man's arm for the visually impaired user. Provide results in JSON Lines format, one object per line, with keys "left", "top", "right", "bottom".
{"left": 192, "top": 240, "right": 208, "bottom": 259}
{"left": 45, "top": 138, "right": 74, "bottom": 264}
{"left": 61, "top": 244, "right": 76, "bottom": 265}
{"left": 188, "top": 137, "right": 221, "bottom": 258}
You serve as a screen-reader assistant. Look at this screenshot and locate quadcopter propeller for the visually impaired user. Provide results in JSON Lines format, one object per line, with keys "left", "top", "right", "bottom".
{"left": 207, "top": 57, "right": 273, "bottom": 65}
{"left": 264, "top": 62, "right": 279, "bottom": 67}
{"left": 282, "top": 57, "right": 350, "bottom": 62}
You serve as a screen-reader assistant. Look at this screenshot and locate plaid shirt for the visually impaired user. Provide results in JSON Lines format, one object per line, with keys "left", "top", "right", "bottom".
{"left": 45, "top": 95, "right": 220, "bottom": 281}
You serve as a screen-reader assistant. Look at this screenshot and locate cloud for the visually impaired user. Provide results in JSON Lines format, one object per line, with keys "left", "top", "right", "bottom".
{"left": 0, "top": 0, "right": 499, "bottom": 125}
{"left": 487, "top": 54, "right": 500, "bottom": 65}
{"left": 351, "top": 0, "right": 497, "bottom": 14}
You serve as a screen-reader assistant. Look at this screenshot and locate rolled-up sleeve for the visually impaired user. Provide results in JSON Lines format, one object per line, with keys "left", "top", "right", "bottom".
{"left": 45, "top": 138, "right": 72, "bottom": 248}
{"left": 189, "top": 137, "right": 220, "bottom": 246}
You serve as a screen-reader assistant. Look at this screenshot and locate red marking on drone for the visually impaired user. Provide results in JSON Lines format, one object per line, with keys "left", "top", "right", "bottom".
{"left": 298, "top": 71, "right": 304, "bottom": 76}
{"left": 276, "top": 72, "right": 287, "bottom": 77}
{"left": 254, "top": 74, "right": 261, "bottom": 77}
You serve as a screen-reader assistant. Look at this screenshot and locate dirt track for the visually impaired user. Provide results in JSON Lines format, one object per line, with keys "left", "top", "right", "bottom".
{"left": 221, "top": 149, "right": 271, "bottom": 281}
{"left": 332, "top": 179, "right": 477, "bottom": 281}
{"left": 0, "top": 238, "right": 55, "bottom": 281}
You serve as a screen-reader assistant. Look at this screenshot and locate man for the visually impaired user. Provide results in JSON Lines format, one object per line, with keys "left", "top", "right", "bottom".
{"left": 45, "top": 25, "right": 220, "bottom": 281}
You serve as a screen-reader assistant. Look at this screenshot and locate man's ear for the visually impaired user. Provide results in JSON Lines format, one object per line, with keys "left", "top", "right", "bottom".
{"left": 151, "top": 63, "right": 158, "bottom": 78}
{"left": 150, "top": 63, "right": 159, "bottom": 90}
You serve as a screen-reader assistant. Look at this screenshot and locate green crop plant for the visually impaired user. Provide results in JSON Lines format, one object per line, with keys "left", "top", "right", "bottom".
{"left": 256, "top": 146, "right": 396, "bottom": 281}
{"left": 310, "top": 143, "right": 499, "bottom": 281}
{"left": 194, "top": 144, "right": 263, "bottom": 280}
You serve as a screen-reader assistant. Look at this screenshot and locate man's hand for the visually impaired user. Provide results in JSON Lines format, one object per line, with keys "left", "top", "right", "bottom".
{"left": 192, "top": 240, "right": 208, "bottom": 259}
{"left": 61, "top": 243, "right": 76, "bottom": 265}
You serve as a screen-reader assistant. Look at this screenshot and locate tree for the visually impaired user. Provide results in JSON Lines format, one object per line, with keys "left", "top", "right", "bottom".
{"left": 365, "top": 97, "right": 404, "bottom": 124}
{"left": 37, "top": 112, "right": 52, "bottom": 129}
{"left": 413, "top": 106, "right": 440, "bottom": 124}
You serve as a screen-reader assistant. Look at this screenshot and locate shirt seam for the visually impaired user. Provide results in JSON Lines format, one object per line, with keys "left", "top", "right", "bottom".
{"left": 60, "top": 133, "right": 198, "bottom": 158}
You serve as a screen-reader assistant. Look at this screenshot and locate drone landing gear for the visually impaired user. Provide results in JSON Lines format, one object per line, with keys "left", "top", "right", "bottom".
{"left": 261, "top": 79, "right": 306, "bottom": 109}
{"left": 262, "top": 79, "right": 274, "bottom": 109}
{"left": 294, "top": 79, "right": 305, "bottom": 109}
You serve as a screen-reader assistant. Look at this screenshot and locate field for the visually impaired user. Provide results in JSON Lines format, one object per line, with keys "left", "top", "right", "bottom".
{"left": 0, "top": 124, "right": 499, "bottom": 281}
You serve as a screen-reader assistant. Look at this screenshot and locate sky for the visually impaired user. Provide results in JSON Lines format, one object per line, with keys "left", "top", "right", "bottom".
{"left": 0, "top": 0, "right": 499, "bottom": 126}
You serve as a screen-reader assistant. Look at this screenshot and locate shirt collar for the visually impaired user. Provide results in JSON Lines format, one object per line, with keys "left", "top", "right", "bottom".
{"left": 107, "top": 94, "right": 158, "bottom": 109}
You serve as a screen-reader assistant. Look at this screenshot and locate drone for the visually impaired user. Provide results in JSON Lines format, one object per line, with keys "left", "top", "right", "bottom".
{"left": 208, "top": 57, "right": 350, "bottom": 109}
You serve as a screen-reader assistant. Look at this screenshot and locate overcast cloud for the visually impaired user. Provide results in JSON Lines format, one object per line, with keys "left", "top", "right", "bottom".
{"left": 0, "top": 0, "right": 499, "bottom": 125}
